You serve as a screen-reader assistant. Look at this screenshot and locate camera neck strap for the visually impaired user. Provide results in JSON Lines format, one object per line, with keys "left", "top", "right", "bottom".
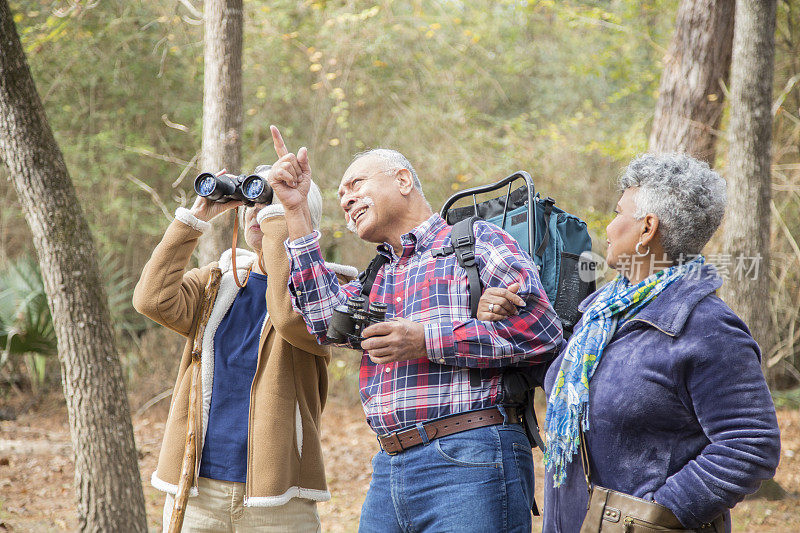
{"left": 358, "top": 253, "right": 390, "bottom": 304}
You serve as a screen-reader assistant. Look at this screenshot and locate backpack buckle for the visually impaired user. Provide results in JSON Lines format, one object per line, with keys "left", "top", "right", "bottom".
{"left": 432, "top": 246, "right": 452, "bottom": 257}
{"left": 459, "top": 250, "right": 476, "bottom": 266}
{"left": 455, "top": 235, "right": 473, "bottom": 247}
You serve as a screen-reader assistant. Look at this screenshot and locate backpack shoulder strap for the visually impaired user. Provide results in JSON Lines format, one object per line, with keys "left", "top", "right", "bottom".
{"left": 433, "top": 216, "right": 482, "bottom": 318}
{"left": 358, "top": 253, "right": 390, "bottom": 299}
{"left": 534, "top": 197, "right": 555, "bottom": 260}
{"left": 433, "top": 217, "right": 484, "bottom": 388}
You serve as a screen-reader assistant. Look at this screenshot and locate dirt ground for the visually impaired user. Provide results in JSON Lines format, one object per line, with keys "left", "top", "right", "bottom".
{"left": 1, "top": 393, "right": 799, "bottom": 532}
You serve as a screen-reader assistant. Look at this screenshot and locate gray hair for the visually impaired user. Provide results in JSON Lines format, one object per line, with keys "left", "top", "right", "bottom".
{"left": 351, "top": 148, "right": 424, "bottom": 194}
{"left": 307, "top": 180, "right": 323, "bottom": 230}
{"left": 619, "top": 153, "right": 727, "bottom": 261}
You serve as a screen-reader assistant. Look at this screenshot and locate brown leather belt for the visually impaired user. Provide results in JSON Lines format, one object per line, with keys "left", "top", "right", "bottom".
{"left": 377, "top": 406, "right": 519, "bottom": 456}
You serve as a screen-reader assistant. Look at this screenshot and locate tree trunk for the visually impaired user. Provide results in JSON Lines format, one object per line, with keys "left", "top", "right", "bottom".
{"left": 196, "top": 0, "right": 244, "bottom": 265}
{"left": 649, "top": 0, "right": 735, "bottom": 165}
{"left": 0, "top": 2, "right": 147, "bottom": 531}
{"left": 722, "top": 0, "right": 777, "bottom": 380}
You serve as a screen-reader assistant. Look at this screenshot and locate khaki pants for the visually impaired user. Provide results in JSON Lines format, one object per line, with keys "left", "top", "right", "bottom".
{"left": 162, "top": 477, "right": 321, "bottom": 532}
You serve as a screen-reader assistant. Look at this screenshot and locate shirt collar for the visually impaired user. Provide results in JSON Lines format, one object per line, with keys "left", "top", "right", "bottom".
{"left": 377, "top": 213, "right": 445, "bottom": 260}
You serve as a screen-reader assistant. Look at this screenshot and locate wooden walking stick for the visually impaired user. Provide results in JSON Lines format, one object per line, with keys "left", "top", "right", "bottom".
{"left": 168, "top": 267, "right": 222, "bottom": 533}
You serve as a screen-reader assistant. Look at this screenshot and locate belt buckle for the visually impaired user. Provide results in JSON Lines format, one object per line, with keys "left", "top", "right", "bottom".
{"left": 378, "top": 432, "right": 403, "bottom": 456}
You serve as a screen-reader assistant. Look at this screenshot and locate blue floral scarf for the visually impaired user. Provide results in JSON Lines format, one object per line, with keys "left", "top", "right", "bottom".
{"left": 544, "top": 256, "right": 705, "bottom": 487}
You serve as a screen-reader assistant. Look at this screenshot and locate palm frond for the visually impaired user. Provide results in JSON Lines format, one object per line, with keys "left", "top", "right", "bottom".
{"left": 0, "top": 256, "right": 58, "bottom": 359}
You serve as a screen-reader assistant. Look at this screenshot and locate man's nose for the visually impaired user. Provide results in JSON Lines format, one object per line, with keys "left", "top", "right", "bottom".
{"left": 340, "top": 194, "right": 356, "bottom": 211}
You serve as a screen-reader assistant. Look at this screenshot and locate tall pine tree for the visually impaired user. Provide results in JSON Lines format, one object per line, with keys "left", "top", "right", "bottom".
{"left": 649, "top": 0, "right": 735, "bottom": 165}
{"left": 195, "top": 0, "right": 244, "bottom": 264}
{"left": 722, "top": 0, "right": 777, "bottom": 381}
{"left": 0, "top": 2, "right": 147, "bottom": 530}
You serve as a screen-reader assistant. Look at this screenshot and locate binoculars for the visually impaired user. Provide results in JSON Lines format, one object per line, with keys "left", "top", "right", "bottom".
{"left": 194, "top": 165, "right": 273, "bottom": 206}
{"left": 326, "top": 296, "right": 388, "bottom": 349}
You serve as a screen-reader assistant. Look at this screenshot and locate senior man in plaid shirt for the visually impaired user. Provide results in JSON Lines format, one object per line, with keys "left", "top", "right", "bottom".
{"left": 266, "top": 126, "right": 562, "bottom": 533}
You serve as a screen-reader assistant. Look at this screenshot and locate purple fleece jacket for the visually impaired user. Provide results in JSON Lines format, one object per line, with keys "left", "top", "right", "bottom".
{"left": 542, "top": 265, "right": 781, "bottom": 532}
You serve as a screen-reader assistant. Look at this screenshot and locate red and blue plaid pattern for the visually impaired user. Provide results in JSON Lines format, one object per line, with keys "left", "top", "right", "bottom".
{"left": 286, "top": 214, "right": 562, "bottom": 435}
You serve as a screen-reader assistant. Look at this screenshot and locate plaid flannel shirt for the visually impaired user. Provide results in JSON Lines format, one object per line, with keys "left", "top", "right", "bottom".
{"left": 286, "top": 214, "right": 562, "bottom": 435}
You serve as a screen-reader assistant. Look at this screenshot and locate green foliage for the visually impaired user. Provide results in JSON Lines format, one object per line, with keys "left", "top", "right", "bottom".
{"left": 0, "top": 252, "right": 144, "bottom": 390}
{"left": 3, "top": 0, "right": 800, "bottom": 382}
{"left": 238, "top": 0, "right": 678, "bottom": 261}
{"left": 0, "top": 256, "right": 57, "bottom": 361}
{"left": 5, "top": 0, "right": 205, "bottom": 271}
{"left": 772, "top": 387, "right": 800, "bottom": 409}
{"left": 2, "top": 0, "right": 681, "bottom": 269}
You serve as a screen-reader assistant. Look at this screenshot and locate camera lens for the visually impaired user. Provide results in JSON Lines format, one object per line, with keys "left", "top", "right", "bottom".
{"left": 196, "top": 174, "right": 217, "bottom": 196}
{"left": 194, "top": 172, "right": 237, "bottom": 201}
{"left": 241, "top": 174, "right": 274, "bottom": 204}
{"left": 244, "top": 178, "right": 264, "bottom": 198}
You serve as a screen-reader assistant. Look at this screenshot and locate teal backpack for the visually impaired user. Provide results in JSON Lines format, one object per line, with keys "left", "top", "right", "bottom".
{"left": 440, "top": 170, "right": 594, "bottom": 336}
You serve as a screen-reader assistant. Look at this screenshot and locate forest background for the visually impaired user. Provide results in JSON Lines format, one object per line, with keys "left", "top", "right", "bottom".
{"left": 2, "top": 0, "right": 800, "bottom": 530}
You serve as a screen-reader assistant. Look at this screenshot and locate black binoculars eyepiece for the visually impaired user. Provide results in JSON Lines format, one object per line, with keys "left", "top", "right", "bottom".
{"left": 194, "top": 167, "right": 273, "bottom": 206}
{"left": 326, "top": 297, "right": 388, "bottom": 349}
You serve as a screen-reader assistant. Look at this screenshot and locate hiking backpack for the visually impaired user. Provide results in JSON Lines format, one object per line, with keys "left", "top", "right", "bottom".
{"left": 440, "top": 170, "right": 594, "bottom": 332}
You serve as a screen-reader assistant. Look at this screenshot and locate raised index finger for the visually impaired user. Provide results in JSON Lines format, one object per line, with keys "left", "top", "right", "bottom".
{"left": 270, "top": 125, "right": 289, "bottom": 158}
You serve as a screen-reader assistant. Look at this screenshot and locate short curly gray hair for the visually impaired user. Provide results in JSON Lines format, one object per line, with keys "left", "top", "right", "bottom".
{"left": 619, "top": 153, "right": 727, "bottom": 261}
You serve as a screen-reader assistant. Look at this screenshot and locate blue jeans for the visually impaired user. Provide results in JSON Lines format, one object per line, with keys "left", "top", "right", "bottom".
{"left": 358, "top": 420, "right": 535, "bottom": 533}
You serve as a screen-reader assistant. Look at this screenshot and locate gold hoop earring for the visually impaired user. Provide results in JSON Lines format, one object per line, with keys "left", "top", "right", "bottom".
{"left": 635, "top": 241, "right": 650, "bottom": 257}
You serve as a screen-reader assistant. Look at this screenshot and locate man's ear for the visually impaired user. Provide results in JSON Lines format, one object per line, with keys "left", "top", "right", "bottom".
{"left": 395, "top": 168, "right": 415, "bottom": 196}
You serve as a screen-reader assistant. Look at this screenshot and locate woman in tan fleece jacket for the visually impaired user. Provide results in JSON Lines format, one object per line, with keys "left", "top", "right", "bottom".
{"left": 133, "top": 177, "right": 356, "bottom": 532}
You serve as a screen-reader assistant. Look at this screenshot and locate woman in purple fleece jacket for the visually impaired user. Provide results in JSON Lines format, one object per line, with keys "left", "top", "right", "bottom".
{"left": 481, "top": 153, "right": 781, "bottom": 532}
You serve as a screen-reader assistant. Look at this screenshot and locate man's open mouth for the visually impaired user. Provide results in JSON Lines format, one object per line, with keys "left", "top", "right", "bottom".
{"left": 351, "top": 205, "right": 369, "bottom": 224}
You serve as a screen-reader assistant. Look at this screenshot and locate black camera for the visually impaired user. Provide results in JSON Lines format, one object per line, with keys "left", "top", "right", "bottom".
{"left": 326, "top": 296, "right": 388, "bottom": 349}
{"left": 194, "top": 165, "right": 273, "bottom": 206}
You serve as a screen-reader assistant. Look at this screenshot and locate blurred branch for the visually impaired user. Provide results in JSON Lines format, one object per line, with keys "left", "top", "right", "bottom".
{"left": 771, "top": 200, "right": 800, "bottom": 264}
{"left": 53, "top": 0, "right": 100, "bottom": 18}
{"left": 161, "top": 114, "right": 189, "bottom": 132}
{"left": 780, "top": 358, "right": 800, "bottom": 384}
{"left": 172, "top": 152, "right": 201, "bottom": 188}
{"left": 178, "top": 0, "right": 203, "bottom": 22}
{"left": 134, "top": 387, "right": 173, "bottom": 418}
{"left": 127, "top": 175, "right": 173, "bottom": 222}
{"left": 568, "top": 13, "right": 665, "bottom": 55}
{"left": 773, "top": 73, "right": 800, "bottom": 116}
{"left": 114, "top": 142, "right": 193, "bottom": 167}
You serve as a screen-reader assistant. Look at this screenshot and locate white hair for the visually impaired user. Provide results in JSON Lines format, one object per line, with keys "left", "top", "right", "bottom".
{"left": 307, "top": 180, "right": 322, "bottom": 230}
{"left": 351, "top": 149, "right": 424, "bottom": 194}
{"left": 619, "top": 153, "right": 727, "bottom": 261}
